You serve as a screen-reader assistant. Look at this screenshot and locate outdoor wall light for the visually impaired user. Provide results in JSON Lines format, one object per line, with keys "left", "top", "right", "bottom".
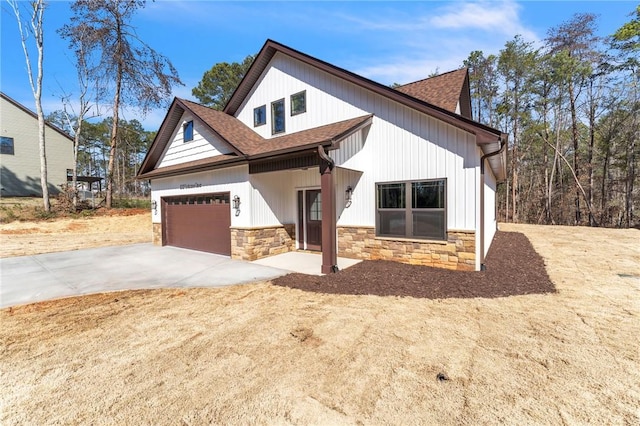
{"left": 345, "top": 186, "right": 353, "bottom": 207}
{"left": 151, "top": 200, "right": 157, "bottom": 214}
{"left": 233, "top": 195, "right": 241, "bottom": 216}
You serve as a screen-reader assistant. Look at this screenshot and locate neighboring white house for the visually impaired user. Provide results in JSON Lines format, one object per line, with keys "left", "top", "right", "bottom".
{"left": 138, "top": 40, "right": 507, "bottom": 273}
{"left": 0, "top": 92, "right": 74, "bottom": 197}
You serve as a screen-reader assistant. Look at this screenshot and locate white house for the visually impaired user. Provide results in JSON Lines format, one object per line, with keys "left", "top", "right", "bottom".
{"left": 138, "top": 40, "right": 507, "bottom": 273}
{"left": 1, "top": 92, "right": 74, "bottom": 197}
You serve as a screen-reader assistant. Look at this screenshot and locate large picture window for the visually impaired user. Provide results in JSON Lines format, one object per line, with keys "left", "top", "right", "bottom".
{"left": 271, "top": 98, "right": 285, "bottom": 134}
{"left": 376, "top": 179, "right": 446, "bottom": 240}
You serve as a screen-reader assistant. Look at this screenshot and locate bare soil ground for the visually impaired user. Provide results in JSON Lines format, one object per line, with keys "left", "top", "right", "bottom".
{"left": 1, "top": 223, "right": 639, "bottom": 425}
{"left": 0, "top": 210, "right": 151, "bottom": 257}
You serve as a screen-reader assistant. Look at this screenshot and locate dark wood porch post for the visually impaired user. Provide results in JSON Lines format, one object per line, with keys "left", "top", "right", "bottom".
{"left": 318, "top": 147, "right": 337, "bottom": 274}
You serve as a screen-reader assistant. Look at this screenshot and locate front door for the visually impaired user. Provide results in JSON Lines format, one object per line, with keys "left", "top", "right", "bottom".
{"left": 298, "top": 189, "right": 322, "bottom": 251}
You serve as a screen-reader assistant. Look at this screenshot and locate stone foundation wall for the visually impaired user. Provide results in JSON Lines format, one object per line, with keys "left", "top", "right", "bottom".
{"left": 337, "top": 226, "right": 476, "bottom": 271}
{"left": 152, "top": 223, "right": 162, "bottom": 246}
{"left": 231, "top": 224, "right": 296, "bottom": 261}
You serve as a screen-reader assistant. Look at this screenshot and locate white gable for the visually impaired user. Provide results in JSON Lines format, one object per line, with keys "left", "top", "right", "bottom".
{"left": 157, "top": 112, "right": 235, "bottom": 168}
{"left": 235, "top": 52, "right": 368, "bottom": 138}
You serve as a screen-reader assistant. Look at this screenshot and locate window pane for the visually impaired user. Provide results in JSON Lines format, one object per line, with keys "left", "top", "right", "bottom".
{"left": 310, "top": 194, "right": 321, "bottom": 221}
{"left": 378, "top": 211, "right": 406, "bottom": 236}
{"left": 183, "top": 121, "right": 193, "bottom": 142}
{"left": 378, "top": 183, "right": 405, "bottom": 208}
{"left": 1, "top": 137, "right": 14, "bottom": 155}
{"left": 291, "top": 91, "right": 306, "bottom": 115}
{"left": 271, "top": 99, "right": 285, "bottom": 134}
{"left": 253, "top": 105, "right": 266, "bottom": 126}
{"left": 412, "top": 180, "right": 444, "bottom": 208}
{"left": 412, "top": 211, "right": 445, "bottom": 240}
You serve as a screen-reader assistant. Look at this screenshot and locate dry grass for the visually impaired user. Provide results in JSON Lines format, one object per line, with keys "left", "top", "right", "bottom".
{"left": 0, "top": 212, "right": 151, "bottom": 257}
{"left": 1, "top": 224, "right": 639, "bottom": 424}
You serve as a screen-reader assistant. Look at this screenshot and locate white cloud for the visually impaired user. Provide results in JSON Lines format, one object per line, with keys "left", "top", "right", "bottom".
{"left": 334, "top": 1, "right": 540, "bottom": 85}
{"left": 429, "top": 1, "right": 539, "bottom": 42}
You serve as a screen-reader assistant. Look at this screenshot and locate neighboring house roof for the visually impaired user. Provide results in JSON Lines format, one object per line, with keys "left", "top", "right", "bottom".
{"left": 394, "top": 68, "right": 472, "bottom": 118}
{"left": 138, "top": 97, "right": 373, "bottom": 179}
{"left": 0, "top": 92, "right": 74, "bottom": 142}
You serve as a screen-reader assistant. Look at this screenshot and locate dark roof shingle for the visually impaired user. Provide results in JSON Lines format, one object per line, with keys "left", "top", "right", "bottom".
{"left": 394, "top": 68, "right": 468, "bottom": 113}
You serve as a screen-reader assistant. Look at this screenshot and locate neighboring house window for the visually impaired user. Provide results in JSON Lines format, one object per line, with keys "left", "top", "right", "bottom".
{"left": 254, "top": 105, "right": 266, "bottom": 127}
{"left": 1, "top": 137, "right": 14, "bottom": 155}
{"left": 271, "top": 98, "right": 285, "bottom": 134}
{"left": 376, "top": 179, "right": 446, "bottom": 240}
{"left": 183, "top": 121, "right": 194, "bottom": 142}
{"left": 290, "top": 90, "right": 306, "bottom": 116}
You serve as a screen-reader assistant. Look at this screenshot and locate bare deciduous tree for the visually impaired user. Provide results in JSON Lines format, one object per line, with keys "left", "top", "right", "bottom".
{"left": 62, "top": 0, "right": 183, "bottom": 208}
{"left": 8, "top": 0, "right": 49, "bottom": 211}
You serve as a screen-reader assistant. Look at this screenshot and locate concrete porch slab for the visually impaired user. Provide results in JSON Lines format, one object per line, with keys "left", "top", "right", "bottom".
{"left": 251, "top": 251, "right": 362, "bottom": 275}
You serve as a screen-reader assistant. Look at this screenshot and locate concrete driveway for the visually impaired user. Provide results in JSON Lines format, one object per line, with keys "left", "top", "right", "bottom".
{"left": 0, "top": 244, "right": 289, "bottom": 308}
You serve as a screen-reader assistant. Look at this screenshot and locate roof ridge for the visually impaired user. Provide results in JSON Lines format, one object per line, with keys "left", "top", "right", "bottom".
{"left": 395, "top": 67, "right": 467, "bottom": 88}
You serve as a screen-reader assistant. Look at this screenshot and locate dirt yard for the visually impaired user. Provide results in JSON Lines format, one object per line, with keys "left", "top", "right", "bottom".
{"left": 1, "top": 223, "right": 639, "bottom": 424}
{"left": 0, "top": 211, "right": 151, "bottom": 257}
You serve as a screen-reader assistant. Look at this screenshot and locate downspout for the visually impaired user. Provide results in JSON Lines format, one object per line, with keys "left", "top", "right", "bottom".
{"left": 479, "top": 136, "right": 506, "bottom": 271}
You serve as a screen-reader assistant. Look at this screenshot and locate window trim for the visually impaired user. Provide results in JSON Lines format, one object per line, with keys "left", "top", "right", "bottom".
{"left": 375, "top": 178, "right": 447, "bottom": 241}
{"left": 271, "top": 98, "right": 286, "bottom": 135}
{"left": 183, "top": 121, "right": 194, "bottom": 142}
{"left": 290, "top": 90, "right": 306, "bottom": 116}
{"left": 0, "top": 136, "right": 15, "bottom": 155}
{"left": 253, "top": 105, "right": 266, "bottom": 127}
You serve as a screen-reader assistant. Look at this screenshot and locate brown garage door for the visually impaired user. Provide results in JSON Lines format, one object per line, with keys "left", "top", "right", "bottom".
{"left": 162, "top": 193, "right": 231, "bottom": 255}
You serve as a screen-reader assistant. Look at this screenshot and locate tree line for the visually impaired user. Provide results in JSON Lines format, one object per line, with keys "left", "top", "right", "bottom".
{"left": 464, "top": 9, "right": 639, "bottom": 228}
{"left": 9, "top": 1, "right": 637, "bottom": 227}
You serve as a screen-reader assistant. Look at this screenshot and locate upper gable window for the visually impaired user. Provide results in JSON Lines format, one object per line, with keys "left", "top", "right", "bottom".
{"left": 271, "top": 98, "right": 285, "bottom": 135}
{"left": 0, "top": 137, "right": 14, "bottom": 155}
{"left": 183, "top": 121, "right": 194, "bottom": 142}
{"left": 254, "top": 105, "right": 266, "bottom": 127}
{"left": 291, "top": 91, "right": 306, "bottom": 116}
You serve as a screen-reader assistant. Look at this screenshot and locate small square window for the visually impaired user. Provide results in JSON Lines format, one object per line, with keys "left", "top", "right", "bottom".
{"left": 271, "top": 98, "right": 285, "bottom": 135}
{"left": 254, "top": 105, "right": 266, "bottom": 127}
{"left": 183, "top": 121, "right": 194, "bottom": 142}
{"left": 291, "top": 90, "right": 306, "bottom": 116}
{"left": 1, "top": 137, "right": 14, "bottom": 155}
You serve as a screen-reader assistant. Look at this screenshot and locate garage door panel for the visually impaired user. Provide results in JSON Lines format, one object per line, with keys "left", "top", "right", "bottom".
{"left": 163, "top": 193, "right": 231, "bottom": 255}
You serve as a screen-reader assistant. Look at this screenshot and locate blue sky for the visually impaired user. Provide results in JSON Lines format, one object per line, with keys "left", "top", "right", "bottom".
{"left": 1, "top": 0, "right": 636, "bottom": 130}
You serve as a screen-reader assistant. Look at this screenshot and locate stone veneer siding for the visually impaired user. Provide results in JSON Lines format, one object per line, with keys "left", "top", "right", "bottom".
{"left": 152, "top": 223, "right": 162, "bottom": 246}
{"left": 337, "top": 226, "right": 476, "bottom": 271}
{"left": 231, "top": 224, "right": 296, "bottom": 261}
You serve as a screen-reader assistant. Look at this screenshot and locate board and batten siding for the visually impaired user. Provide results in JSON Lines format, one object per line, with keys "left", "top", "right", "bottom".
{"left": 234, "top": 52, "right": 481, "bottom": 231}
{"left": 157, "top": 112, "right": 234, "bottom": 168}
{"left": 235, "top": 52, "right": 369, "bottom": 138}
{"left": 150, "top": 165, "right": 251, "bottom": 228}
{"left": 248, "top": 168, "right": 320, "bottom": 227}
{"left": 329, "top": 118, "right": 479, "bottom": 231}
{"left": 483, "top": 161, "right": 498, "bottom": 256}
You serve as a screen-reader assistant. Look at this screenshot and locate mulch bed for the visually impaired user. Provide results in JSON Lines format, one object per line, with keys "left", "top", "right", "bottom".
{"left": 272, "top": 231, "right": 555, "bottom": 299}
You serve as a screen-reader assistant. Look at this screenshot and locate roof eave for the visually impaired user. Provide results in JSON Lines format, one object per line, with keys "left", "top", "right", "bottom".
{"left": 224, "top": 40, "right": 502, "bottom": 145}
{"left": 137, "top": 157, "right": 247, "bottom": 180}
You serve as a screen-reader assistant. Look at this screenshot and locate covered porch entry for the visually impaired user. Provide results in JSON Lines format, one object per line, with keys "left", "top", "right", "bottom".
{"left": 249, "top": 147, "right": 340, "bottom": 274}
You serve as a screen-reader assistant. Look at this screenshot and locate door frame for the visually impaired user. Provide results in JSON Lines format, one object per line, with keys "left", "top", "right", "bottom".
{"left": 296, "top": 187, "right": 321, "bottom": 251}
